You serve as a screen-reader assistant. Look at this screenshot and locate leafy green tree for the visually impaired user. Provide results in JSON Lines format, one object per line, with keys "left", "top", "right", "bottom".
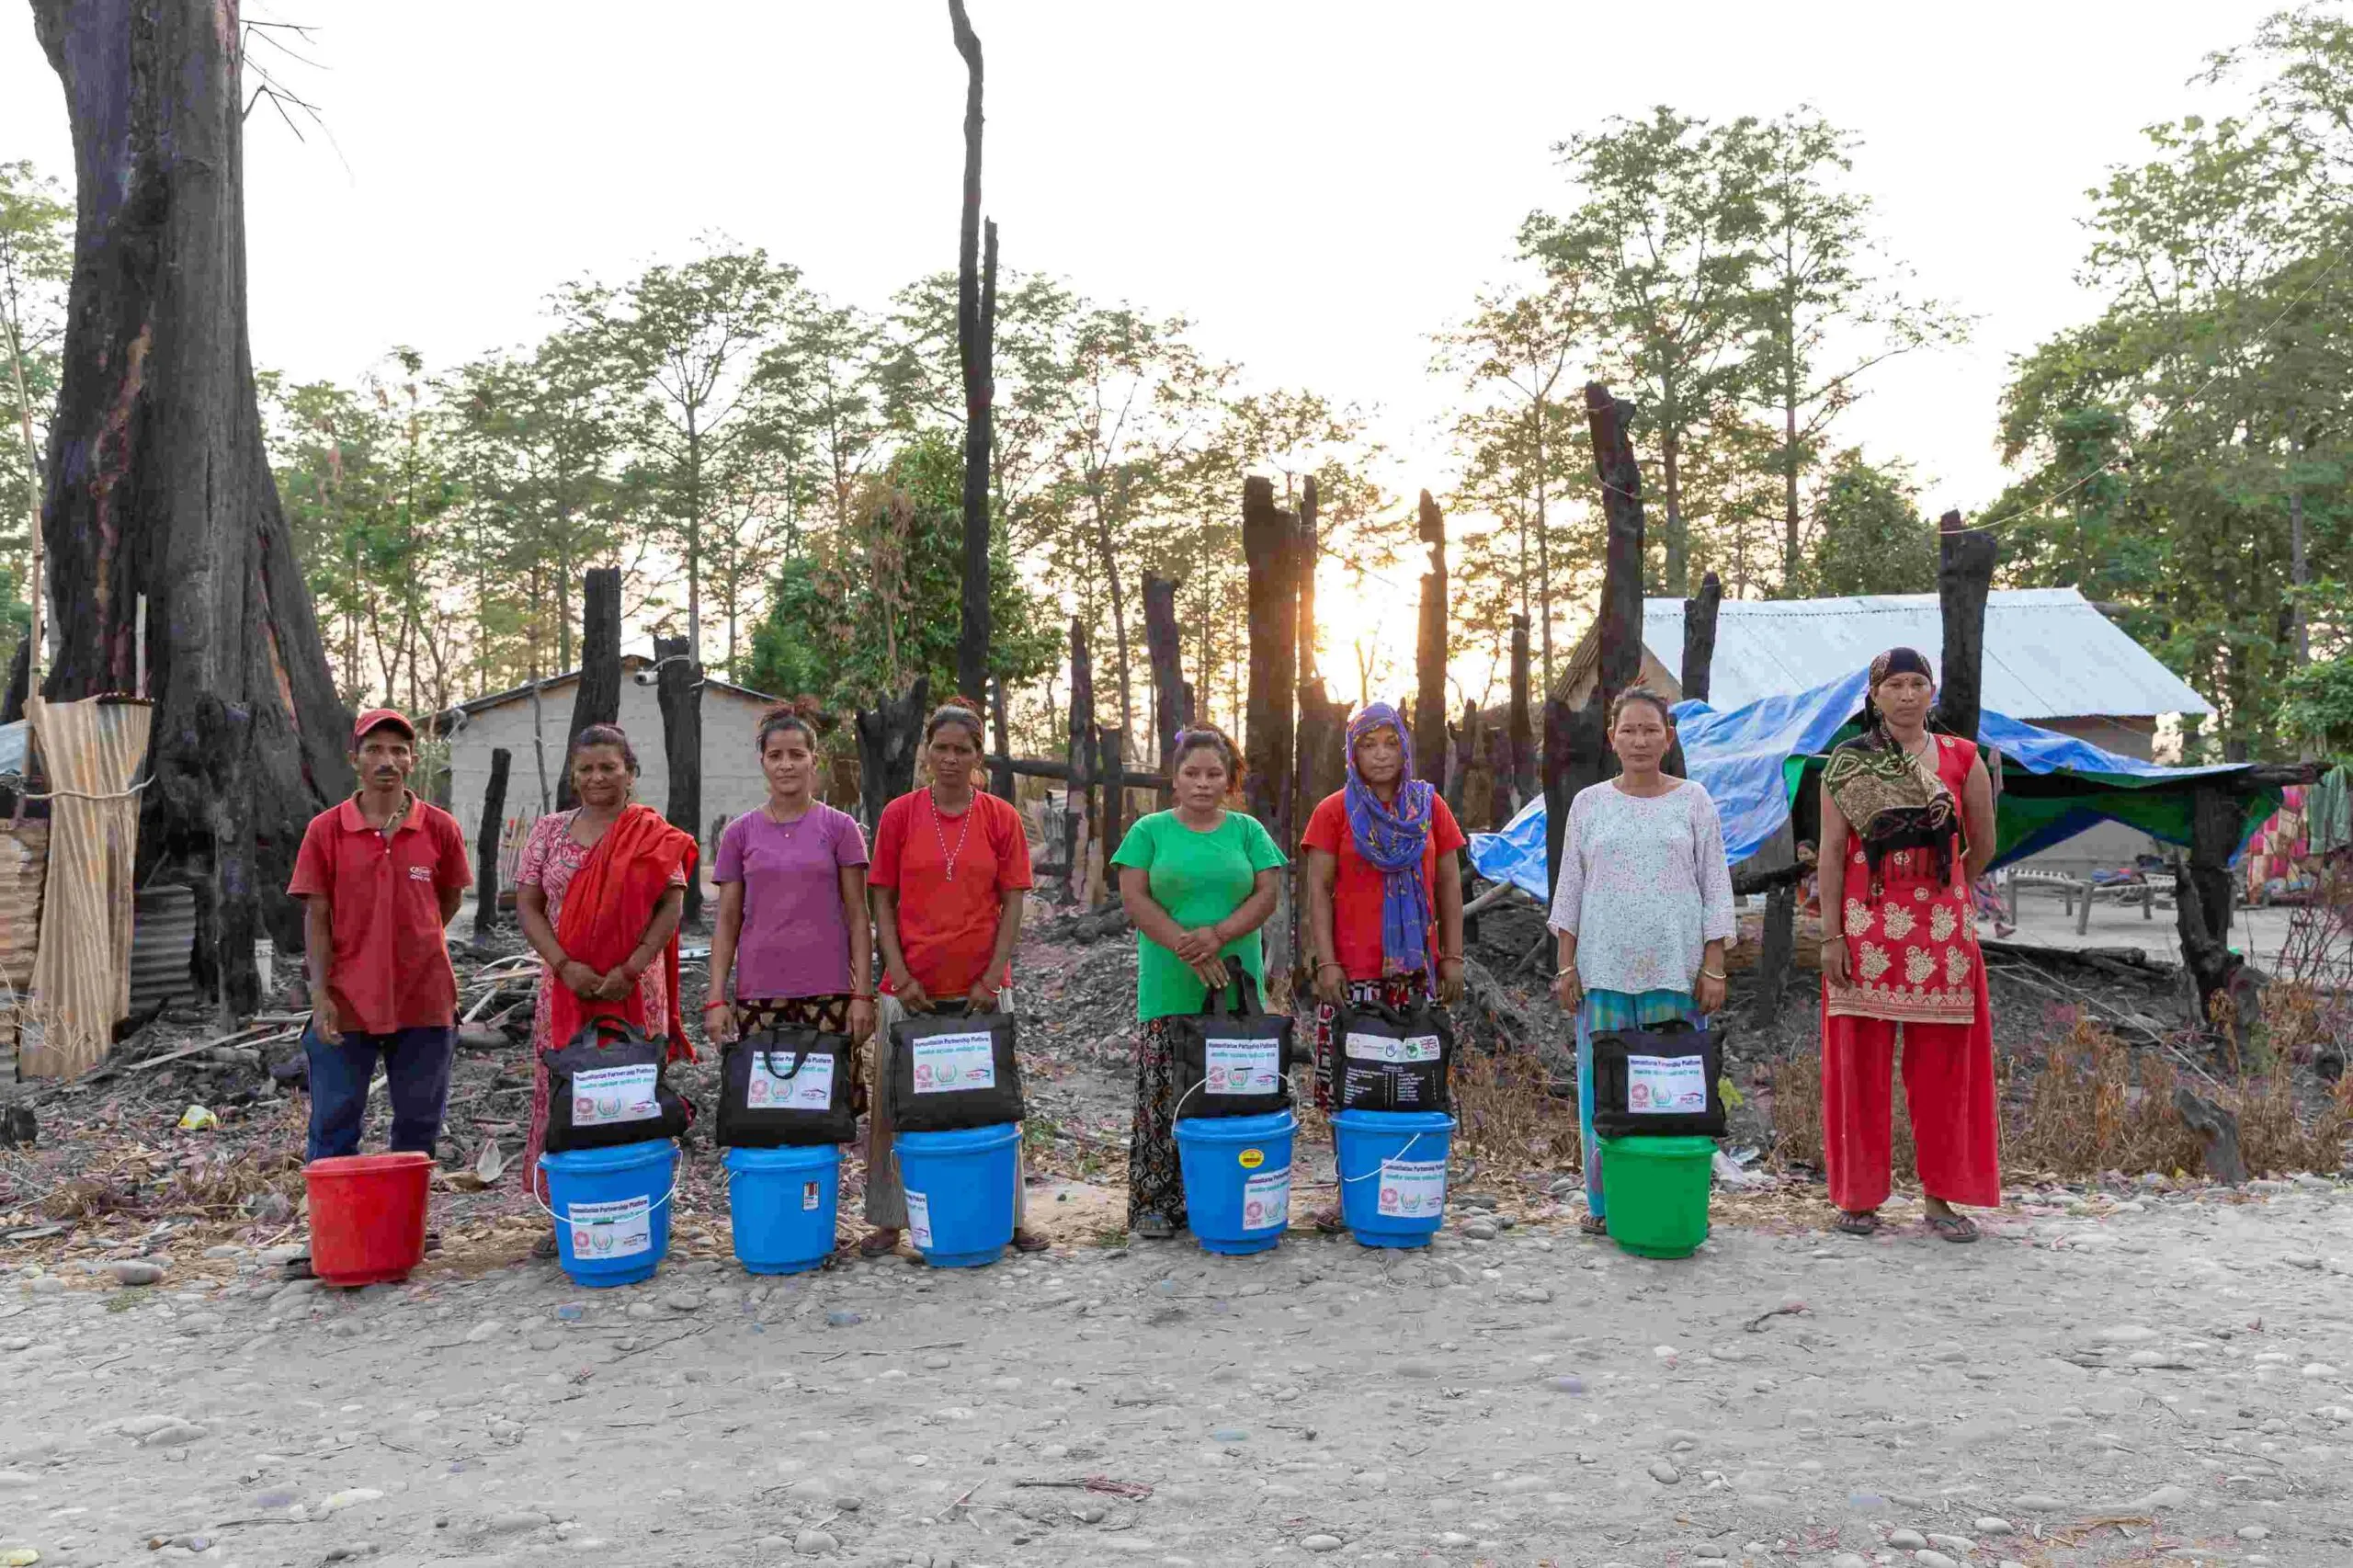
{"left": 0, "top": 160, "right": 70, "bottom": 673}
{"left": 1802, "top": 451, "right": 1937, "bottom": 597}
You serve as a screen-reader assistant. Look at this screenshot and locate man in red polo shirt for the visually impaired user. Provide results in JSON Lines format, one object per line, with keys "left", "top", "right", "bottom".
{"left": 288, "top": 710, "right": 472, "bottom": 1162}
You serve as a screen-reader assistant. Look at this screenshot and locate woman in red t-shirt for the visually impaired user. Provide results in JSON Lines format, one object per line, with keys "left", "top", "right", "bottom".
{"left": 1300, "top": 703, "right": 1468, "bottom": 1228}
{"left": 863, "top": 700, "right": 1047, "bottom": 1257}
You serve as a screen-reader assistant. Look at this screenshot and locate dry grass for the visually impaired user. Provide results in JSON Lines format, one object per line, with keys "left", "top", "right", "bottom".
{"left": 1770, "top": 1014, "right": 2353, "bottom": 1179}
{"left": 1449, "top": 1042, "right": 1586, "bottom": 1171}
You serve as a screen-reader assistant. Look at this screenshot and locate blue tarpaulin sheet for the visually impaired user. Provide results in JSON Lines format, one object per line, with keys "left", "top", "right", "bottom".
{"left": 1467, "top": 672, "right": 2253, "bottom": 902}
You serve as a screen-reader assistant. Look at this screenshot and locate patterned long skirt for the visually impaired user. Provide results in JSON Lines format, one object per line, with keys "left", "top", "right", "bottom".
{"left": 1128, "top": 1017, "right": 1188, "bottom": 1229}
{"left": 1309, "top": 971, "right": 1432, "bottom": 1112}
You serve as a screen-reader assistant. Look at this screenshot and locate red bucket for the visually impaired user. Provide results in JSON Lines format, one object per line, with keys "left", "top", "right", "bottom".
{"left": 304, "top": 1153, "right": 433, "bottom": 1286}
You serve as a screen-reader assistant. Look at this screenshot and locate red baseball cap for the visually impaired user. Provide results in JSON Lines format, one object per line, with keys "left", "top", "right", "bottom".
{"left": 352, "top": 708, "right": 416, "bottom": 745}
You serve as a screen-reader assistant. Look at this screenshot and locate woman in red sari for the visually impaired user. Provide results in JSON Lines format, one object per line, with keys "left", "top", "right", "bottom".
{"left": 516, "top": 725, "right": 697, "bottom": 1229}
{"left": 1817, "top": 649, "right": 2000, "bottom": 1242}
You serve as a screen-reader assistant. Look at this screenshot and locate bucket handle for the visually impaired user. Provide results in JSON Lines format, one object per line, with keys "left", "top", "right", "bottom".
{"left": 530, "top": 1147, "right": 683, "bottom": 1225}
{"left": 1336, "top": 1130, "right": 1433, "bottom": 1186}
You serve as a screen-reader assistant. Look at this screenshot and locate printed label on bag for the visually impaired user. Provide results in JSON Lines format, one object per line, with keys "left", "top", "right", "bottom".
{"left": 565, "top": 1194, "right": 651, "bottom": 1259}
{"left": 571, "top": 1063, "right": 660, "bottom": 1126}
{"left": 1241, "top": 1167, "right": 1290, "bottom": 1231}
{"left": 1343, "top": 1031, "right": 1442, "bottom": 1062}
{"left": 1626, "top": 1053, "right": 1708, "bottom": 1114}
{"left": 1204, "top": 1038, "right": 1282, "bottom": 1096}
{"left": 905, "top": 1189, "right": 933, "bottom": 1249}
{"left": 911, "top": 1031, "right": 997, "bottom": 1094}
{"left": 747, "top": 1051, "right": 836, "bottom": 1110}
{"left": 1376, "top": 1157, "right": 1448, "bottom": 1218}
{"left": 801, "top": 1180, "right": 822, "bottom": 1211}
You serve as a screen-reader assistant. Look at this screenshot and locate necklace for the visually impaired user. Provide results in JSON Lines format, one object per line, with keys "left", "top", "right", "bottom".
{"left": 764, "top": 797, "right": 813, "bottom": 839}
{"left": 928, "top": 787, "right": 974, "bottom": 882}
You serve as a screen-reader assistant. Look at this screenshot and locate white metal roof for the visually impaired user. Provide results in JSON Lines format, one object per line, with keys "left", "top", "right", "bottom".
{"left": 1639, "top": 586, "right": 2213, "bottom": 719}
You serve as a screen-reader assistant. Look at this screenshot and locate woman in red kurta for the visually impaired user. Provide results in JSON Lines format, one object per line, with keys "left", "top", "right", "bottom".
{"left": 1817, "top": 648, "right": 2000, "bottom": 1242}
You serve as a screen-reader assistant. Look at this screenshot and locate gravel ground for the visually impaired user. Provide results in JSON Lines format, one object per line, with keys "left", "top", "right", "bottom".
{"left": 5, "top": 1176, "right": 2351, "bottom": 1568}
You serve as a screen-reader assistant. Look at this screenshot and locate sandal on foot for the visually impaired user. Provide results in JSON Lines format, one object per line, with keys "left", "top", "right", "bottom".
{"left": 1012, "top": 1229, "right": 1050, "bottom": 1254}
{"left": 1312, "top": 1208, "right": 1346, "bottom": 1235}
{"left": 280, "top": 1253, "right": 315, "bottom": 1280}
{"left": 1926, "top": 1212, "right": 1980, "bottom": 1244}
{"left": 530, "top": 1234, "right": 559, "bottom": 1261}
{"left": 1835, "top": 1210, "right": 1881, "bottom": 1237}
{"left": 1132, "top": 1212, "right": 1176, "bottom": 1241}
{"left": 1578, "top": 1213, "right": 1608, "bottom": 1237}
{"left": 858, "top": 1229, "right": 902, "bottom": 1259}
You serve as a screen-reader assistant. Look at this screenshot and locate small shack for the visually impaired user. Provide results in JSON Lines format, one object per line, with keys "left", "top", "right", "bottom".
{"left": 435, "top": 654, "right": 788, "bottom": 898}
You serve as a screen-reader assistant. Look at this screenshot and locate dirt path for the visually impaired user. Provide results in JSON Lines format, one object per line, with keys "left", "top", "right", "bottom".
{"left": 6, "top": 1179, "right": 2349, "bottom": 1568}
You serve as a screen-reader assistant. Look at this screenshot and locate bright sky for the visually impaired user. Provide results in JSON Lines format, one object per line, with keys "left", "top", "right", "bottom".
{"left": 0, "top": 0, "right": 2278, "bottom": 698}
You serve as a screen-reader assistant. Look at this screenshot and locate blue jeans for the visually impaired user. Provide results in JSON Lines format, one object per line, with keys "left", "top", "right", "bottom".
{"left": 304, "top": 1023, "right": 457, "bottom": 1163}
{"left": 1575, "top": 990, "right": 1706, "bottom": 1220}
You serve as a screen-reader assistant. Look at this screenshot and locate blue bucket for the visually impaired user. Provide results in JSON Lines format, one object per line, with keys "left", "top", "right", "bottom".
{"left": 1172, "top": 1109, "right": 1296, "bottom": 1256}
{"left": 1333, "top": 1108, "right": 1455, "bottom": 1248}
{"left": 723, "top": 1143, "right": 841, "bottom": 1275}
{"left": 894, "top": 1122, "right": 1020, "bottom": 1268}
{"left": 538, "top": 1139, "right": 677, "bottom": 1288}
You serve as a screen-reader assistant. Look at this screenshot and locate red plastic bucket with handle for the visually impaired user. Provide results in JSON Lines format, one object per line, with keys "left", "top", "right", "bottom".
{"left": 304, "top": 1153, "right": 433, "bottom": 1285}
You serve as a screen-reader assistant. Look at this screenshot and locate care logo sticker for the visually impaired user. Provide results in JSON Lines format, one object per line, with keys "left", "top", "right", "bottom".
{"left": 912, "top": 1031, "right": 996, "bottom": 1094}
{"left": 1242, "top": 1167, "right": 1290, "bottom": 1231}
{"left": 1237, "top": 1148, "right": 1265, "bottom": 1170}
{"left": 1626, "top": 1053, "right": 1707, "bottom": 1115}
{"left": 1205, "top": 1039, "right": 1281, "bottom": 1096}
{"left": 564, "top": 1195, "right": 651, "bottom": 1258}
{"left": 572, "top": 1063, "right": 659, "bottom": 1125}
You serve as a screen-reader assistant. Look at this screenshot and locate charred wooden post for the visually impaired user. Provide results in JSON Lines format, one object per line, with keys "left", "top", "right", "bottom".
{"left": 987, "top": 674, "right": 1015, "bottom": 801}
{"left": 1542, "top": 695, "right": 1574, "bottom": 903}
{"left": 653, "top": 634, "right": 706, "bottom": 926}
{"left": 1142, "top": 574, "right": 1190, "bottom": 763}
{"left": 1664, "top": 570, "right": 1722, "bottom": 778}
{"left": 1586, "top": 385, "right": 1646, "bottom": 711}
{"left": 1934, "top": 512, "right": 1997, "bottom": 742}
{"left": 949, "top": 0, "right": 996, "bottom": 709}
{"left": 1750, "top": 883, "right": 1796, "bottom": 1028}
{"left": 1508, "top": 614, "right": 1536, "bottom": 812}
{"left": 475, "top": 747, "right": 511, "bottom": 937}
{"left": 1413, "top": 490, "right": 1449, "bottom": 784}
{"left": 1297, "top": 474, "right": 1322, "bottom": 683}
{"left": 1064, "top": 619, "right": 1096, "bottom": 903}
{"left": 1243, "top": 478, "right": 1300, "bottom": 986}
{"left": 1097, "top": 725, "right": 1126, "bottom": 896}
{"left": 2173, "top": 1084, "right": 2250, "bottom": 1186}
{"left": 855, "top": 676, "right": 930, "bottom": 834}
{"left": 556, "top": 568, "right": 622, "bottom": 812}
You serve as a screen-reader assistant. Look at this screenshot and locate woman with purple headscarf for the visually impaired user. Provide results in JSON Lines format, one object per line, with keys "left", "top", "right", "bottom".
{"left": 1301, "top": 703, "right": 1468, "bottom": 1231}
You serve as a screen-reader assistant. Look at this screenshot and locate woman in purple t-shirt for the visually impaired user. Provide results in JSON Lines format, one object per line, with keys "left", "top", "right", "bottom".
{"left": 707, "top": 708, "right": 874, "bottom": 1049}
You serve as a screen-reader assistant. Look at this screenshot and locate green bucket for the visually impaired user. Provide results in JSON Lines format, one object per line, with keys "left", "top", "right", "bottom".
{"left": 1597, "top": 1135, "right": 1715, "bottom": 1259}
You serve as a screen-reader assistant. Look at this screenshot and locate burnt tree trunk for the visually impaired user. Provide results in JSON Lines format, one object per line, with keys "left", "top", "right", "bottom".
{"left": 1508, "top": 613, "right": 1536, "bottom": 812}
{"left": 987, "top": 674, "right": 1015, "bottom": 802}
{"left": 1242, "top": 478, "right": 1299, "bottom": 987}
{"left": 855, "top": 676, "right": 931, "bottom": 834}
{"left": 1063, "top": 619, "right": 1095, "bottom": 903}
{"left": 1413, "top": 490, "right": 1449, "bottom": 784}
{"left": 1665, "top": 569, "right": 1721, "bottom": 778}
{"left": 653, "top": 633, "right": 704, "bottom": 927}
{"left": 1934, "top": 512, "right": 1997, "bottom": 743}
{"left": 949, "top": 0, "right": 995, "bottom": 708}
{"left": 31, "top": 0, "right": 354, "bottom": 998}
{"left": 555, "top": 568, "right": 621, "bottom": 812}
{"left": 1097, "top": 724, "right": 1125, "bottom": 899}
{"left": 1297, "top": 474, "right": 1321, "bottom": 683}
{"left": 1542, "top": 696, "right": 1574, "bottom": 903}
{"left": 1750, "top": 882, "right": 1796, "bottom": 1028}
{"left": 1142, "top": 573, "right": 1189, "bottom": 763}
{"left": 474, "top": 747, "right": 511, "bottom": 937}
{"left": 1570, "top": 382, "right": 1647, "bottom": 803}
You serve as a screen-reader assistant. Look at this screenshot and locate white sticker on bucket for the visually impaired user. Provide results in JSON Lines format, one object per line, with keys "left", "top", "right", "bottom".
{"left": 1375, "top": 1157, "right": 1448, "bottom": 1219}
{"left": 911, "top": 1032, "right": 996, "bottom": 1094}
{"left": 566, "top": 1194, "right": 651, "bottom": 1259}
{"left": 801, "top": 1180, "right": 822, "bottom": 1211}
{"left": 747, "top": 1051, "right": 836, "bottom": 1110}
{"left": 1241, "top": 1167, "right": 1290, "bottom": 1231}
{"left": 571, "top": 1063, "right": 660, "bottom": 1127}
{"left": 1626, "top": 1054, "right": 1707, "bottom": 1115}
{"left": 1343, "top": 1031, "right": 1442, "bottom": 1063}
{"left": 905, "top": 1189, "right": 934, "bottom": 1249}
{"left": 1204, "top": 1038, "right": 1282, "bottom": 1096}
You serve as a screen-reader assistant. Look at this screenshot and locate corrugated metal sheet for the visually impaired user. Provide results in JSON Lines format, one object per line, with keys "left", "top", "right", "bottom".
{"left": 129, "top": 883, "right": 198, "bottom": 1015}
{"left": 0, "top": 819, "right": 47, "bottom": 991}
{"left": 23, "top": 696, "right": 153, "bottom": 1078}
{"left": 1566, "top": 587, "right": 2214, "bottom": 720}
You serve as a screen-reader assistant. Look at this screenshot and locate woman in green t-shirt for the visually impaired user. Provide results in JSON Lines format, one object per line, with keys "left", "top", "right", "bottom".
{"left": 1110, "top": 725, "right": 1288, "bottom": 1239}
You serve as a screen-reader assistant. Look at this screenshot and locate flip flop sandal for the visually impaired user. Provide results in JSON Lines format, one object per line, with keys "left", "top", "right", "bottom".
{"left": 1578, "top": 1213, "right": 1608, "bottom": 1237}
{"left": 1835, "top": 1210, "right": 1882, "bottom": 1237}
{"left": 858, "top": 1231, "right": 902, "bottom": 1258}
{"left": 280, "top": 1254, "right": 315, "bottom": 1280}
{"left": 1312, "top": 1208, "right": 1347, "bottom": 1235}
{"left": 1132, "top": 1213, "right": 1176, "bottom": 1241}
{"left": 1012, "top": 1230, "right": 1051, "bottom": 1254}
{"left": 1926, "top": 1213, "right": 1980, "bottom": 1244}
{"left": 530, "top": 1234, "right": 559, "bottom": 1261}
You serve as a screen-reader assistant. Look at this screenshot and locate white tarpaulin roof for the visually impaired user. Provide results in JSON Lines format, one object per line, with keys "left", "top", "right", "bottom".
{"left": 1631, "top": 586, "right": 2212, "bottom": 720}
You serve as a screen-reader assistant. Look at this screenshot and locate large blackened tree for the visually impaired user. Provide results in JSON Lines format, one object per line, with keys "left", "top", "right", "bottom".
{"left": 29, "top": 0, "right": 351, "bottom": 1012}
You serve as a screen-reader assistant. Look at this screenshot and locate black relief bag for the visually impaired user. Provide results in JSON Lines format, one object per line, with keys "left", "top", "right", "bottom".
{"left": 1588, "top": 1019, "right": 1725, "bottom": 1140}
{"left": 1169, "top": 981, "right": 1299, "bottom": 1120}
{"left": 887, "top": 1004, "right": 1025, "bottom": 1132}
{"left": 542, "top": 1017, "right": 692, "bottom": 1153}
{"left": 1333, "top": 998, "right": 1454, "bottom": 1113}
{"left": 717, "top": 1024, "right": 859, "bottom": 1148}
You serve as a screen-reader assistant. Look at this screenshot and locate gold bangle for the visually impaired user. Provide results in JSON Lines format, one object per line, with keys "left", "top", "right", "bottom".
{"left": 1699, "top": 968, "right": 1727, "bottom": 982}
{"left": 1555, "top": 967, "right": 1579, "bottom": 981}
